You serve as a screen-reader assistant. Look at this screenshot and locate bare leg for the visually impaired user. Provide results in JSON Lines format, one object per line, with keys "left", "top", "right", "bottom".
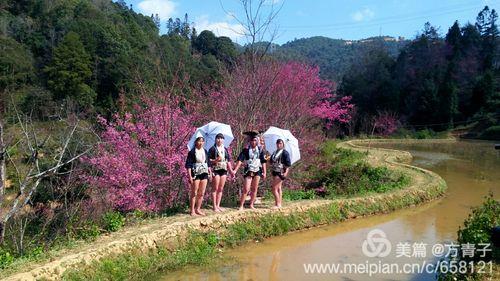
{"left": 195, "top": 179, "right": 207, "bottom": 215}
{"left": 249, "top": 176, "right": 260, "bottom": 209}
{"left": 272, "top": 176, "right": 281, "bottom": 208}
{"left": 212, "top": 175, "right": 220, "bottom": 212}
{"left": 239, "top": 177, "right": 252, "bottom": 210}
{"left": 277, "top": 180, "right": 283, "bottom": 208}
{"left": 190, "top": 180, "right": 199, "bottom": 216}
{"left": 216, "top": 175, "right": 227, "bottom": 211}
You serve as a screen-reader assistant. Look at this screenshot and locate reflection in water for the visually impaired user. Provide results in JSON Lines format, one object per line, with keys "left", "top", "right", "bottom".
{"left": 162, "top": 141, "right": 499, "bottom": 281}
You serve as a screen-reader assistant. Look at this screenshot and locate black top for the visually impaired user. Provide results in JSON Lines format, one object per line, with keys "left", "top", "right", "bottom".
{"left": 237, "top": 146, "right": 267, "bottom": 163}
{"left": 208, "top": 145, "right": 231, "bottom": 162}
{"left": 185, "top": 147, "right": 209, "bottom": 169}
{"left": 269, "top": 149, "right": 292, "bottom": 168}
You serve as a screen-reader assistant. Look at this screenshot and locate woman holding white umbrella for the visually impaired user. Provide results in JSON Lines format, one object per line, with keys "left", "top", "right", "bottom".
{"left": 187, "top": 121, "right": 234, "bottom": 214}
{"left": 263, "top": 127, "right": 300, "bottom": 209}
{"left": 185, "top": 136, "right": 210, "bottom": 216}
{"left": 233, "top": 133, "right": 267, "bottom": 210}
{"left": 208, "top": 133, "right": 234, "bottom": 212}
{"left": 269, "top": 138, "right": 292, "bottom": 208}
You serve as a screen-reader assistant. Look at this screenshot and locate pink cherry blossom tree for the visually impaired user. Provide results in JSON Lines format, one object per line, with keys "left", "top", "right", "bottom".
{"left": 203, "top": 59, "right": 354, "bottom": 154}
{"left": 372, "top": 111, "right": 400, "bottom": 136}
{"left": 83, "top": 92, "right": 196, "bottom": 212}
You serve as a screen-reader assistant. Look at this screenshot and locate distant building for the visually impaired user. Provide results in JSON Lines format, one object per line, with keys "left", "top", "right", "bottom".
{"left": 343, "top": 36, "right": 406, "bottom": 45}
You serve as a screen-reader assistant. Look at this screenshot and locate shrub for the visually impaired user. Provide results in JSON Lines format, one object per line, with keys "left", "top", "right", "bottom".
{"left": 102, "top": 212, "right": 125, "bottom": 232}
{"left": 306, "top": 141, "right": 409, "bottom": 197}
{"left": 0, "top": 248, "right": 14, "bottom": 269}
{"left": 282, "top": 189, "right": 316, "bottom": 201}
{"left": 439, "top": 194, "right": 500, "bottom": 280}
{"left": 457, "top": 194, "right": 499, "bottom": 261}
{"left": 480, "top": 125, "right": 500, "bottom": 140}
{"left": 391, "top": 128, "right": 449, "bottom": 139}
{"left": 373, "top": 112, "right": 400, "bottom": 136}
{"left": 415, "top": 129, "right": 435, "bottom": 139}
{"left": 76, "top": 221, "right": 101, "bottom": 240}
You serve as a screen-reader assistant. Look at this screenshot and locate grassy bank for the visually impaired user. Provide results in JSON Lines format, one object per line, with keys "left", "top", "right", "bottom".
{"left": 64, "top": 187, "right": 445, "bottom": 280}
{"left": 310, "top": 140, "right": 410, "bottom": 198}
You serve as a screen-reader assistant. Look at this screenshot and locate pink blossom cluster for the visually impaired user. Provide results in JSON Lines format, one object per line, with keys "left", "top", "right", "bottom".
{"left": 84, "top": 94, "right": 196, "bottom": 212}
{"left": 373, "top": 112, "right": 400, "bottom": 136}
{"left": 204, "top": 60, "right": 354, "bottom": 153}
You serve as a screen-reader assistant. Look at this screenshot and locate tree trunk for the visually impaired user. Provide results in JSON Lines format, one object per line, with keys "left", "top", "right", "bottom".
{"left": 0, "top": 221, "right": 4, "bottom": 245}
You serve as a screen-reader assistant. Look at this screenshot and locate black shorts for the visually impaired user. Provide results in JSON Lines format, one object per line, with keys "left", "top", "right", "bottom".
{"left": 213, "top": 169, "right": 228, "bottom": 176}
{"left": 244, "top": 169, "right": 263, "bottom": 178}
{"left": 191, "top": 172, "right": 209, "bottom": 181}
{"left": 272, "top": 171, "right": 286, "bottom": 180}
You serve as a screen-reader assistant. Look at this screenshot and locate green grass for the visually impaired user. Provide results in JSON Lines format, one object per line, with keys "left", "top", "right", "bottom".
{"left": 308, "top": 140, "right": 411, "bottom": 198}
{"left": 62, "top": 203, "right": 346, "bottom": 281}
{"left": 282, "top": 189, "right": 316, "bottom": 201}
{"left": 0, "top": 210, "right": 152, "bottom": 274}
{"left": 390, "top": 128, "right": 451, "bottom": 139}
{"left": 63, "top": 231, "right": 220, "bottom": 281}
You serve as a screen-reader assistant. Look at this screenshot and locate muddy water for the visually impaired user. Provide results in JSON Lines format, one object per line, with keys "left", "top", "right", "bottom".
{"left": 162, "top": 140, "right": 499, "bottom": 281}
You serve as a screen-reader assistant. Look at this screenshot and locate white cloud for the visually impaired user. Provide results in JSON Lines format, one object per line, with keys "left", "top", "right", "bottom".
{"left": 351, "top": 7, "right": 375, "bottom": 22}
{"left": 194, "top": 15, "right": 246, "bottom": 42}
{"left": 137, "top": 0, "right": 176, "bottom": 20}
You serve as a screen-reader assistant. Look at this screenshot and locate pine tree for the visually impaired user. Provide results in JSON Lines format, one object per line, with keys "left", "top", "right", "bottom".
{"left": 422, "top": 22, "right": 440, "bottom": 40}
{"left": 193, "top": 30, "right": 217, "bottom": 55}
{"left": 476, "top": 6, "right": 499, "bottom": 69}
{"left": 476, "top": 6, "right": 491, "bottom": 35}
{"left": 45, "top": 31, "right": 95, "bottom": 109}
{"left": 446, "top": 21, "right": 461, "bottom": 56}
{"left": 460, "top": 23, "right": 482, "bottom": 50}
{"left": 152, "top": 13, "right": 160, "bottom": 29}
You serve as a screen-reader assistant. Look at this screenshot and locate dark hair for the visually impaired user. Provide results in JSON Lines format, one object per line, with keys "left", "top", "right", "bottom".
{"left": 215, "top": 133, "right": 225, "bottom": 139}
{"left": 195, "top": 136, "right": 205, "bottom": 143}
{"left": 276, "top": 139, "right": 284, "bottom": 144}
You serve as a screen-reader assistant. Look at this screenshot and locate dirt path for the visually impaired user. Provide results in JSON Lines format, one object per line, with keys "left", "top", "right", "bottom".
{"left": 2, "top": 139, "right": 450, "bottom": 281}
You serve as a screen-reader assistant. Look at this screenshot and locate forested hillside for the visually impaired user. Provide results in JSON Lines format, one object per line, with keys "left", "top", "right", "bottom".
{"left": 273, "top": 36, "right": 408, "bottom": 81}
{"left": 0, "top": 1, "right": 498, "bottom": 136}
{"left": 0, "top": 0, "right": 237, "bottom": 117}
{"left": 337, "top": 15, "right": 499, "bottom": 138}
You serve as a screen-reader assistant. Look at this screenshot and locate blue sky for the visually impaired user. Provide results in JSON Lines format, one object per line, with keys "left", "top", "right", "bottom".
{"left": 123, "top": 0, "right": 499, "bottom": 44}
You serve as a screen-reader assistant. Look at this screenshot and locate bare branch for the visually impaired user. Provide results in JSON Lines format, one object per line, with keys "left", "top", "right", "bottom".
{"left": 219, "top": 0, "right": 284, "bottom": 61}
{"left": 56, "top": 121, "right": 79, "bottom": 168}
{"left": 0, "top": 110, "right": 93, "bottom": 244}
{"left": 29, "top": 147, "right": 93, "bottom": 179}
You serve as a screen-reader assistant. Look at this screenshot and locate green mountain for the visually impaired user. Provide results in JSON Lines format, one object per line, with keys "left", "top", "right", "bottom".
{"left": 273, "top": 36, "right": 409, "bottom": 81}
